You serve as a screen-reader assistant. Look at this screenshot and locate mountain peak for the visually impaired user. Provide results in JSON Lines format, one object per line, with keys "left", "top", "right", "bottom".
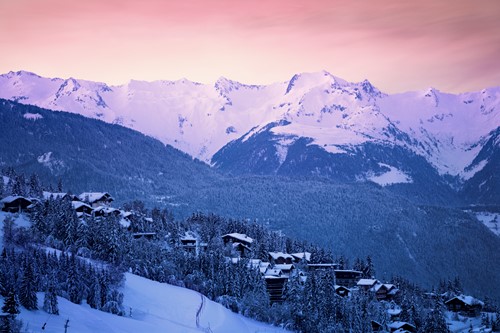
{"left": 285, "top": 70, "right": 349, "bottom": 94}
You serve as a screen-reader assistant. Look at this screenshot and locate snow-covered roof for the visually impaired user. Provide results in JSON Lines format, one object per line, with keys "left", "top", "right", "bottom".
{"left": 78, "top": 192, "right": 113, "bottom": 204}
{"left": 222, "top": 233, "right": 254, "bottom": 244}
{"left": 291, "top": 252, "right": 311, "bottom": 262}
{"left": 357, "top": 279, "right": 378, "bottom": 286}
{"left": 121, "top": 211, "right": 133, "bottom": 218}
{"left": 180, "top": 231, "right": 197, "bottom": 241}
{"left": 388, "top": 322, "right": 416, "bottom": 330}
{"left": 334, "top": 285, "right": 350, "bottom": 291}
{"left": 264, "top": 268, "right": 282, "bottom": 277}
{"left": 119, "top": 218, "right": 131, "bottom": 228}
{"left": 387, "top": 308, "right": 402, "bottom": 316}
{"left": 446, "top": 295, "right": 484, "bottom": 306}
{"left": 1, "top": 195, "right": 32, "bottom": 204}
{"left": 268, "top": 252, "right": 294, "bottom": 260}
{"left": 72, "top": 200, "right": 92, "bottom": 210}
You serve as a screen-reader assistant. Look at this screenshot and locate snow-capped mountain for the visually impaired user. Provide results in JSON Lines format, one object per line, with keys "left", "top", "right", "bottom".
{"left": 0, "top": 70, "right": 498, "bottom": 195}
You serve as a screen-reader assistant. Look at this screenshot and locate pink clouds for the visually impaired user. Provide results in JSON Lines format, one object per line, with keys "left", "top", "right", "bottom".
{"left": 0, "top": 0, "right": 499, "bottom": 93}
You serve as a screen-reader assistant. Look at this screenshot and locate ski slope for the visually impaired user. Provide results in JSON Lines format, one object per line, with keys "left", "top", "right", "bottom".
{"left": 10, "top": 273, "right": 286, "bottom": 333}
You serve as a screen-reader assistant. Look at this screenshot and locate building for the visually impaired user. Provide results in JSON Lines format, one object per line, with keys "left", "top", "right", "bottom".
{"left": 1, "top": 196, "right": 32, "bottom": 213}
{"left": 334, "top": 270, "right": 363, "bottom": 287}
{"left": 264, "top": 276, "right": 288, "bottom": 303}
{"left": 445, "top": 295, "right": 484, "bottom": 317}
{"left": 78, "top": 192, "right": 114, "bottom": 208}
{"left": 388, "top": 321, "right": 416, "bottom": 333}
{"left": 307, "top": 263, "right": 338, "bottom": 271}
{"left": 72, "top": 200, "right": 93, "bottom": 216}
{"left": 268, "top": 252, "right": 294, "bottom": 264}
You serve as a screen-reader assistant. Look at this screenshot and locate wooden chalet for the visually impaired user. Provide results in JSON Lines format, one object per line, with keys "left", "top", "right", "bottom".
{"left": 43, "top": 191, "right": 77, "bottom": 201}
{"left": 1, "top": 196, "right": 32, "bottom": 213}
{"left": 375, "top": 283, "right": 398, "bottom": 300}
{"left": 268, "top": 252, "right": 294, "bottom": 264}
{"left": 264, "top": 275, "right": 288, "bottom": 303}
{"left": 274, "top": 264, "right": 295, "bottom": 277}
{"left": 445, "top": 295, "right": 484, "bottom": 317}
{"left": 78, "top": 192, "right": 114, "bottom": 208}
{"left": 334, "top": 285, "right": 351, "bottom": 297}
{"left": 92, "top": 206, "right": 121, "bottom": 217}
{"left": 388, "top": 321, "right": 416, "bottom": 333}
{"left": 334, "top": 270, "right": 363, "bottom": 287}
{"left": 72, "top": 201, "right": 93, "bottom": 215}
{"left": 357, "top": 278, "right": 379, "bottom": 291}
{"left": 222, "top": 233, "right": 253, "bottom": 256}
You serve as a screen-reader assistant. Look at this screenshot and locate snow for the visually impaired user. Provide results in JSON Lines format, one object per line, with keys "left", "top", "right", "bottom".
{"left": 222, "top": 232, "right": 254, "bottom": 244}
{"left": 461, "top": 159, "right": 488, "bottom": 181}
{"left": 1, "top": 70, "right": 499, "bottom": 177}
{"left": 473, "top": 211, "right": 500, "bottom": 236}
{"left": 6, "top": 273, "right": 287, "bottom": 333}
{"left": 367, "top": 163, "right": 413, "bottom": 186}
{"left": 23, "top": 112, "right": 43, "bottom": 120}
{"left": 78, "top": 192, "right": 112, "bottom": 203}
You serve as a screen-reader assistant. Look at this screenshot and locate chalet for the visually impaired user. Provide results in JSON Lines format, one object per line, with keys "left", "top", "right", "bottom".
{"left": 387, "top": 308, "right": 402, "bottom": 321}
{"left": 445, "top": 295, "right": 484, "bottom": 317}
{"left": 78, "top": 192, "right": 114, "bottom": 208}
{"left": 268, "top": 252, "right": 294, "bottom": 264}
{"left": 334, "top": 285, "right": 351, "bottom": 297}
{"left": 334, "top": 270, "right": 363, "bottom": 287}
{"left": 274, "top": 264, "right": 295, "bottom": 277}
{"left": 388, "top": 321, "right": 416, "bottom": 333}
{"left": 92, "top": 206, "right": 121, "bottom": 217}
{"left": 357, "top": 278, "right": 379, "bottom": 291}
{"left": 259, "top": 262, "right": 271, "bottom": 275}
{"left": 222, "top": 233, "right": 253, "bottom": 247}
{"left": 179, "top": 232, "right": 207, "bottom": 255}
{"left": 307, "top": 263, "right": 338, "bottom": 271}
{"left": 291, "top": 252, "right": 311, "bottom": 263}
{"left": 119, "top": 211, "right": 133, "bottom": 229}
{"left": 264, "top": 275, "right": 288, "bottom": 303}
{"left": 132, "top": 232, "right": 156, "bottom": 240}
{"left": 1, "top": 196, "right": 32, "bottom": 213}
{"left": 231, "top": 242, "right": 252, "bottom": 256}
{"left": 72, "top": 201, "right": 93, "bottom": 216}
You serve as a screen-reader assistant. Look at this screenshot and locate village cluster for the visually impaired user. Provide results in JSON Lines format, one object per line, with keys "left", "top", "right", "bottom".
{"left": 1, "top": 192, "right": 491, "bottom": 332}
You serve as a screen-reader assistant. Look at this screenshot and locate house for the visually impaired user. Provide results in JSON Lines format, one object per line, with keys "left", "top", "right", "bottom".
{"left": 231, "top": 242, "right": 252, "bottom": 256}
{"left": 291, "top": 252, "right": 311, "bottom": 263}
{"left": 179, "top": 232, "right": 207, "bottom": 255}
{"left": 78, "top": 192, "right": 114, "bottom": 208}
{"left": 1, "top": 196, "right": 32, "bottom": 213}
{"left": 268, "top": 252, "right": 294, "bottom": 264}
{"left": 388, "top": 321, "right": 416, "bottom": 333}
{"left": 334, "top": 285, "right": 351, "bottom": 297}
{"left": 222, "top": 233, "right": 253, "bottom": 247}
{"left": 72, "top": 201, "right": 93, "bottom": 216}
{"left": 373, "top": 283, "right": 398, "bottom": 300}
{"left": 264, "top": 275, "right": 288, "bottom": 303}
{"left": 334, "top": 270, "right": 363, "bottom": 287}
{"left": 274, "top": 264, "right": 295, "bottom": 277}
{"left": 357, "top": 278, "right": 379, "bottom": 291}
{"left": 445, "top": 295, "right": 484, "bottom": 317}
{"left": 92, "top": 206, "right": 121, "bottom": 218}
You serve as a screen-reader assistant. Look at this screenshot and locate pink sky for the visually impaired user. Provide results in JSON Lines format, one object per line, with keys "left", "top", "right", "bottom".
{"left": 1, "top": 0, "right": 499, "bottom": 93}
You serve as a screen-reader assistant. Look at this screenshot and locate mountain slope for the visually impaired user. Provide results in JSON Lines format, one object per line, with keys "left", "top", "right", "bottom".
{"left": 0, "top": 70, "right": 498, "bottom": 195}
{"left": 9, "top": 273, "right": 285, "bottom": 333}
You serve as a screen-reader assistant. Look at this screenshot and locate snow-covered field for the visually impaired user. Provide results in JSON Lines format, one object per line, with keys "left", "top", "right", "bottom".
{"left": 6, "top": 273, "right": 287, "bottom": 333}
{"left": 473, "top": 211, "right": 500, "bottom": 237}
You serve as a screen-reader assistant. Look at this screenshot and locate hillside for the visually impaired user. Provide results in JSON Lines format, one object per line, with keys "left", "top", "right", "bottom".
{"left": 1, "top": 99, "right": 500, "bottom": 301}
{"left": 4, "top": 273, "right": 286, "bottom": 333}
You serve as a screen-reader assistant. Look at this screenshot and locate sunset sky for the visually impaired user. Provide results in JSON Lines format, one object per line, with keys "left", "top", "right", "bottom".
{"left": 1, "top": 0, "right": 499, "bottom": 93}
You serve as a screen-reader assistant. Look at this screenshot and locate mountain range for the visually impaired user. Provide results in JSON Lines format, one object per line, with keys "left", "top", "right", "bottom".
{"left": 0, "top": 70, "right": 498, "bottom": 204}
{"left": 0, "top": 70, "right": 500, "bottom": 300}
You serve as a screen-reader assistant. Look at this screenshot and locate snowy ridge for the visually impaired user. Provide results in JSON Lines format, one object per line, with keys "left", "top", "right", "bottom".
{"left": 0, "top": 70, "right": 499, "bottom": 179}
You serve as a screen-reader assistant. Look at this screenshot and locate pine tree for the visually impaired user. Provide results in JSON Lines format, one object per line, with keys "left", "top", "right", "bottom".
{"left": 420, "top": 297, "right": 450, "bottom": 333}
{"left": 66, "top": 255, "right": 82, "bottom": 304}
{"left": 43, "top": 281, "right": 59, "bottom": 315}
{"left": 2, "top": 289, "right": 19, "bottom": 315}
{"left": 19, "top": 262, "right": 38, "bottom": 310}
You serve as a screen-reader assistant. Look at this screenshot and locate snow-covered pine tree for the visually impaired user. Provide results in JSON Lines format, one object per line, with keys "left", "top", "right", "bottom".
{"left": 43, "top": 280, "right": 59, "bottom": 315}
{"left": 19, "top": 262, "right": 38, "bottom": 310}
